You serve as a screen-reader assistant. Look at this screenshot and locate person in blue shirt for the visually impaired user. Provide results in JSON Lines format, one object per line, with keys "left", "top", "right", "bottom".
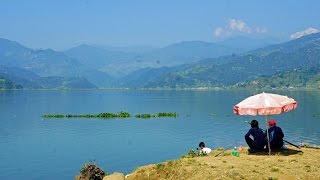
{"left": 245, "top": 120, "right": 265, "bottom": 151}
{"left": 266, "top": 120, "right": 284, "bottom": 150}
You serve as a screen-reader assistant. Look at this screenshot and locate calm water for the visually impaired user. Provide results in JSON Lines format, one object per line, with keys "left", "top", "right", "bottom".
{"left": 0, "top": 90, "right": 319, "bottom": 179}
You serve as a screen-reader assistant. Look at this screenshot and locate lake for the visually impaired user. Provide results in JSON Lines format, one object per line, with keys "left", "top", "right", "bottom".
{"left": 0, "top": 90, "right": 319, "bottom": 180}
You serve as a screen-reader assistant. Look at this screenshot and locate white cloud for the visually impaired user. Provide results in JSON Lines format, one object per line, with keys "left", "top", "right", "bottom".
{"left": 290, "top": 27, "right": 319, "bottom": 40}
{"left": 229, "top": 19, "right": 251, "bottom": 33}
{"left": 213, "top": 18, "right": 266, "bottom": 39}
{"left": 214, "top": 27, "right": 224, "bottom": 36}
{"left": 255, "top": 27, "right": 267, "bottom": 33}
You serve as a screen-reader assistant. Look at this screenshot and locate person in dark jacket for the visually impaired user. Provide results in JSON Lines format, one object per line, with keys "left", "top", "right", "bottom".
{"left": 266, "top": 119, "right": 284, "bottom": 149}
{"left": 245, "top": 120, "right": 265, "bottom": 151}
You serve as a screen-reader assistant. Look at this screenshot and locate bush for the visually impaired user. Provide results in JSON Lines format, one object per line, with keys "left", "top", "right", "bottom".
{"left": 79, "top": 162, "right": 106, "bottom": 180}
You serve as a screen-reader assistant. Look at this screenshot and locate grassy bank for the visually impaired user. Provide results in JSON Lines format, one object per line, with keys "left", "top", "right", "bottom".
{"left": 125, "top": 146, "right": 320, "bottom": 180}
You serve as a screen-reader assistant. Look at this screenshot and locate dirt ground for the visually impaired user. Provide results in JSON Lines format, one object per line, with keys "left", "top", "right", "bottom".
{"left": 126, "top": 146, "right": 320, "bottom": 180}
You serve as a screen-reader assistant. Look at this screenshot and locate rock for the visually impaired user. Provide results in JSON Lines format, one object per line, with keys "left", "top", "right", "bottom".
{"left": 103, "top": 172, "right": 125, "bottom": 180}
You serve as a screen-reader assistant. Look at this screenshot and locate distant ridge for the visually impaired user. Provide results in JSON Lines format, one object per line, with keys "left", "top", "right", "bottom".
{"left": 140, "top": 33, "right": 320, "bottom": 88}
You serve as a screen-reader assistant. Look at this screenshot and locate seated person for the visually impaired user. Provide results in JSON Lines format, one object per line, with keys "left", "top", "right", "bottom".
{"left": 266, "top": 120, "right": 284, "bottom": 150}
{"left": 245, "top": 120, "right": 265, "bottom": 151}
{"left": 198, "top": 142, "right": 212, "bottom": 154}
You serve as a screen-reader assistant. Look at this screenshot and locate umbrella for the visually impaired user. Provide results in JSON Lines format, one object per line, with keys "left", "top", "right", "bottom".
{"left": 233, "top": 92, "right": 298, "bottom": 155}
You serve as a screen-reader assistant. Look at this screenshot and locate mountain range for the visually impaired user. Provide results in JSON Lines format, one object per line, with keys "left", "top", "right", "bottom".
{"left": 0, "top": 34, "right": 319, "bottom": 89}
{"left": 140, "top": 33, "right": 320, "bottom": 88}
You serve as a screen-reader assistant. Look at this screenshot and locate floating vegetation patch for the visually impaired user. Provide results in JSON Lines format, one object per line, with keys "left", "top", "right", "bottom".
{"left": 42, "top": 111, "right": 131, "bottom": 119}
{"left": 209, "top": 113, "right": 217, "bottom": 117}
{"left": 312, "top": 113, "right": 320, "bottom": 118}
{"left": 42, "top": 112, "right": 178, "bottom": 119}
{"left": 135, "top": 112, "right": 178, "bottom": 118}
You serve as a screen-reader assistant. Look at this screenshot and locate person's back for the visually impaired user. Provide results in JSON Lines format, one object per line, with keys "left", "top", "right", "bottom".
{"left": 246, "top": 127, "right": 265, "bottom": 149}
{"left": 245, "top": 120, "right": 265, "bottom": 150}
{"left": 267, "top": 120, "right": 284, "bottom": 149}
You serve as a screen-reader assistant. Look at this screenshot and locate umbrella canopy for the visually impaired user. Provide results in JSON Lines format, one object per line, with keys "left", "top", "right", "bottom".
{"left": 233, "top": 92, "right": 297, "bottom": 116}
{"left": 233, "top": 92, "right": 298, "bottom": 155}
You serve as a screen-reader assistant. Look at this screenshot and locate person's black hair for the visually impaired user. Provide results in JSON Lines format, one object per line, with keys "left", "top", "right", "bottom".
{"left": 250, "top": 120, "right": 259, "bottom": 128}
{"left": 199, "top": 142, "right": 205, "bottom": 147}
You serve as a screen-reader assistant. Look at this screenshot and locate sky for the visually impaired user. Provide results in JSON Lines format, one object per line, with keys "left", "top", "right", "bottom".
{"left": 1, "top": 0, "right": 320, "bottom": 50}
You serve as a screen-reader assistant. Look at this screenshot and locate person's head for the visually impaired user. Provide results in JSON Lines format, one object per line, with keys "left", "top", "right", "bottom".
{"left": 199, "top": 142, "right": 206, "bottom": 149}
{"left": 250, "top": 120, "right": 259, "bottom": 128}
{"left": 268, "top": 119, "right": 276, "bottom": 127}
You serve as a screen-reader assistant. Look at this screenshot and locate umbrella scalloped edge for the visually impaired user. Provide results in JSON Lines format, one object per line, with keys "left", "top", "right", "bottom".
{"left": 234, "top": 102, "right": 297, "bottom": 116}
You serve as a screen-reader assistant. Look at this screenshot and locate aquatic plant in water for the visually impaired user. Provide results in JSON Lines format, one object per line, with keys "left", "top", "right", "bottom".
{"left": 135, "top": 112, "right": 178, "bottom": 118}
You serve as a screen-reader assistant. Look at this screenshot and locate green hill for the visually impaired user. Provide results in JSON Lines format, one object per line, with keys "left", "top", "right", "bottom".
{"left": 0, "top": 76, "right": 23, "bottom": 89}
{"left": 231, "top": 67, "right": 320, "bottom": 90}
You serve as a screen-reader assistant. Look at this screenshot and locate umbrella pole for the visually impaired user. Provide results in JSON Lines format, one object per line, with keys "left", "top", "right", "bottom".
{"left": 265, "top": 116, "right": 271, "bottom": 155}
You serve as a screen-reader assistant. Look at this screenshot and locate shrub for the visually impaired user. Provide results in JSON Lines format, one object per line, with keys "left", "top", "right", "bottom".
{"left": 79, "top": 162, "right": 106, "bottom": 180}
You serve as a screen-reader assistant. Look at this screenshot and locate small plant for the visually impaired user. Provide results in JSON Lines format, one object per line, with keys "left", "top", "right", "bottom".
{"left": 181, "top": 149, "right": 207, "bottom": 158}
{"left": 268, "top": 177, "right": 279, "bottom": 180}
{"left": 79, "top": 161, "right": 106, "bottom": 180}
{"left": 167, "top": 160, "right": 175, "bottom": 167}
{"left": 186, "top": 149, "right": 198, "bottom": 158}
{"left": 305, "top": 165, "right": 311, "bottom": 172}
{"left": 155, "top": 163, "right": 165, "bottom": 170}
{"left": 271, "top": 167, "right": 279, "bottom": 172}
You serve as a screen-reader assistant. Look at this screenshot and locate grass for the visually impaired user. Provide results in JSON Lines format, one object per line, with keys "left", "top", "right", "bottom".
{"left": 125, "top": 146, "right": 320, "bottom": 180}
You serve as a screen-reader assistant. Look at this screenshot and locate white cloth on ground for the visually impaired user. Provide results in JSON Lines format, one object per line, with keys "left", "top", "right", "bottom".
{"left": 201, "top": 147, "right": 212, "bottom": 154}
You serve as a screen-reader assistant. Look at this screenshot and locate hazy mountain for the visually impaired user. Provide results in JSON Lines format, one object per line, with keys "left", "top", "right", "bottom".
{"left": 0, "top": 65, "right": 96, "bottom": 89}
{"left": 65, "top": 41, "right": 245, "bottom": 77}
{"left": 115, "top": 65, "right": 186, "bottom": 88}
{"left": 0, "top": 38, "right": 114, "bottom": 88}
{"left": 65, "top": 44, "right": 155, "bottom": 77}
{"left": 0, "top": 65, "right": 43, "bottom": 88}
{"left": 65, "top": 44, "right": 136, "bottom": 68}
{"left": 250, "top": 32, "right": 320, "bottom": 56}
{"left": 81, "top": 70, "right": 114, "bottom": 88}
{"left": 3, "top": 33, "right": 318, "bottom": 89}
{"left": 98, "top": 45, "right": 156, "bottom": 53}
{"left": 144, "top": 41, "right": 241, "bottom": 65}
{"left": 0, "top": 76, "right": 23, "bottom": 89}
{"left": 0, "top": 38, "right": 83, "bottom": 77}
{"left": 142, "top": 33, "right": 320, "bottom": 88}
{"left": 216, "top": 36, "right": 282, "bottom": 52}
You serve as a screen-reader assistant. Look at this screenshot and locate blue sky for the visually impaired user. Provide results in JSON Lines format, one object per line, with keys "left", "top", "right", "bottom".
{"left": 1, "top": 0, "right": 319, "bottom": 50}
